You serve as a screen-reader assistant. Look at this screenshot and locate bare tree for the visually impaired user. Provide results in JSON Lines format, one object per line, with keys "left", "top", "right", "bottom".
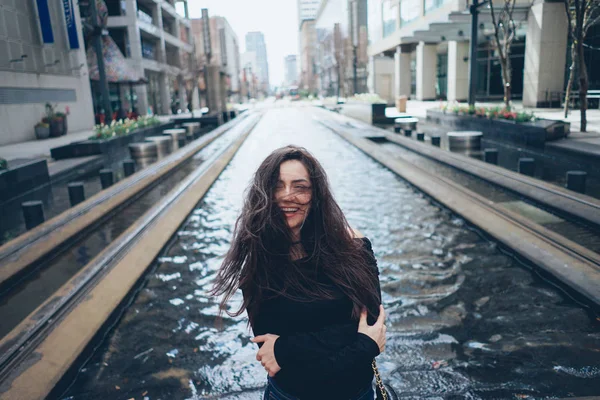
{"left": 563, "top": 0, "right": 600, "bottom": 131}
{"left": 489, "top": 0, "right": 528, "bottom": 109}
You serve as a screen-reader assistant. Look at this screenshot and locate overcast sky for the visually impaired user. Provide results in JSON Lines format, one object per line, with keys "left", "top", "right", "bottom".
{"left": 182, "top": 0, "right": 299, "bottom": 87}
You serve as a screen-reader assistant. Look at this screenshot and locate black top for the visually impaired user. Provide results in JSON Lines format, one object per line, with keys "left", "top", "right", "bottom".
{"left": 247, "top": 237, "right": 382, "bottom": 400}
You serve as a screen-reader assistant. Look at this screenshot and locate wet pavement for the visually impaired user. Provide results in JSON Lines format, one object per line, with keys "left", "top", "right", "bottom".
{"left": 58, "top": 106, "right": 600, "bottom": 400}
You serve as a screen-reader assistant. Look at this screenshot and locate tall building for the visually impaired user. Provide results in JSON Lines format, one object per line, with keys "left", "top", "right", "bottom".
{"left": 298, "top": 0, "right": 321, "bottom": 27}
{"left": 0, "top": 0, "right": 94, "bottom": 145}
{"left": 299, "top": 20, "right": 318, "bottom": 94}
{"left": 284, "top": 55, "right": 298, "bottom": 86}
{"left": 315, "top": 0, "right": 368, "bottom": 97}
{"left": 367, "top": 0, "right": 599, "bottom": 106}
{"left": 191, "top": 16, "right": 242, "bottom": 104}
{"left": 101, "top": 0, "right": 194, "bottom": 115}
{"left": 245, "top": 32, "right": 270, "bottom": 95}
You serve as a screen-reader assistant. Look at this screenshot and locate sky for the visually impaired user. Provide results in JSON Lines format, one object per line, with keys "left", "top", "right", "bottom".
{"left": 183, "top": 0, "right": 300, "bottom": 87}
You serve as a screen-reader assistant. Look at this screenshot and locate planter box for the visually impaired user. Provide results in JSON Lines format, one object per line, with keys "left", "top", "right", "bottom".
{"left": 426, "top": 109, "right": 570, "bottom": 147}
{"left": 50, "top": 122, "right": 175, "bottom": 160}
{"left": 0, "top": 159, "right": 50, "bottom": 203}
{"left": 171, "top": 113, "right": 222, "bottom": 127}
{"left": 371, "top": 103, "right": 395, "bottom": 124}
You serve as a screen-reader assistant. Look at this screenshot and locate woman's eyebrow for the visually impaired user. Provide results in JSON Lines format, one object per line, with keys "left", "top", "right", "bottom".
{"left": 277, "top": 178, "right": 310, "bottom": 183}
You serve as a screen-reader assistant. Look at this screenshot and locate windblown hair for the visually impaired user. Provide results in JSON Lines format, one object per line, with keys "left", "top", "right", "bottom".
{"left": 211, "top": 145, "right": 380, "bottom": 325}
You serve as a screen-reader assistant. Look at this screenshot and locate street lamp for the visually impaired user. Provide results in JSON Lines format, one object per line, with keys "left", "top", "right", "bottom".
{"left": 350, "top": 0, "right": 359, "bottom": 95}
{"left": 467, "top": 0, "right": 490, "bottom": 106}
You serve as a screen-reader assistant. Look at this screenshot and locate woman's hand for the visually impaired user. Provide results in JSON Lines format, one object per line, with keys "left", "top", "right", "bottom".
{"left": 251, "top": 334, "right": 281, "bottom": 377}
{"left": 358, "top": 304, "right": 386, "bottom": 353}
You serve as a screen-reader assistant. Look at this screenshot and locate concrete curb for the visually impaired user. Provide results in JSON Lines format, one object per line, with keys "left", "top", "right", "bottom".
{"left": 0, "top": 113, "right": 248, "bottom": 291}
{"left": 0, "top": 114, "right": 261, "bottom": 400}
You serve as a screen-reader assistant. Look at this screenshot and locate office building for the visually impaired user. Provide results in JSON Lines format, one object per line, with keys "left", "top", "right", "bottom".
{"left": 284, "top": 55, "right": 298, "bottom": 86}
{"left": 245, "top": 32, "right": 270, "bottom": 95}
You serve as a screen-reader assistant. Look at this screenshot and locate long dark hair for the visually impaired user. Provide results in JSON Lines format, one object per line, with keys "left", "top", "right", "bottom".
{"left": 211, "top": 145, "right": 379, "bottom": 325}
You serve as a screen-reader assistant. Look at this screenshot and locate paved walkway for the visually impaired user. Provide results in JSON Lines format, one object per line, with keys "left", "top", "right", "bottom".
{"left": 326, "top": 98, "right": 600, "bottom": 159}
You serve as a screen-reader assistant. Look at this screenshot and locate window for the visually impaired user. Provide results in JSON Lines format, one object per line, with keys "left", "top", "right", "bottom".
{"left": 382, "top": 0, "right": 398, "bottom": 38}
{"left": 400, "top": 0, "right": 420, "bottom": 26}
{"left": 424, "top": 0, "right": 446, "bottom": 14}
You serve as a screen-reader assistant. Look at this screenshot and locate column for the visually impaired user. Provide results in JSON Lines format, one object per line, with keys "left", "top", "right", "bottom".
{"left": 178, "top": 75, "right": 187, "bottom": 112}
{"left": 394, "top": 45, "right": 411, "bottom": 98}
{"left": 447, "top": 41, "right": 469, "bottom": 102}
{"left": 125, "top": 0, "right": 148, "bottom": 115}
{"left": 159, "top": 72, "right": 171, "bottom": 115}
{"left": 522, "top": 2, "right": 568, "bottom": 107}
{"left": 416, "top": 42, "right": 437, "bottom": 100}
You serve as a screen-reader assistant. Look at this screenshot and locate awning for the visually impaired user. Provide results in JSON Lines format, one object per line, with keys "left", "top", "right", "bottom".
{"left": 86, "top": 35, "right": 147, "bottom": 84}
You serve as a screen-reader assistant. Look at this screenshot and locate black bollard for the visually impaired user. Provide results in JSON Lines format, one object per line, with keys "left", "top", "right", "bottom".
{"left": 123, "top": 160, "right": 135, "bottom": 177}
{"left": 416, "top": 132, "right": 425, "bottom": 141}
{"left": 484, "top": 148, "right": 499, "bottom": 165}
{"left": 394, "top": 126, "right": 401, "bottom": 133}
{"left": 67, "top": 182, "right": 85, "bottom": 206}
{"left": 566, "top": 171, "right": 587, "bottom": 193}
{"left": 404, "top": 129, "right": 412, "bottom": 137}
{"left": 518, "top": 158, "right": 535, "bottom": 177}
{"left": 99, "top": 169, "right": 114, "bottom": 189}
{"left": 22, "top": 200, "right": 45, "bottom": 230}
{"left": 431, "top": 136, "right": 441, "bottom": 147}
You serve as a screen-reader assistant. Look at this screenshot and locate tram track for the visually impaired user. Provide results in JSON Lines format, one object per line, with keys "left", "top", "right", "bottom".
{"left": 0, "top": 112, "right": 262, "bottom": 400}
{"left": 317, "top": 108, "right": 600, "bottom": 309}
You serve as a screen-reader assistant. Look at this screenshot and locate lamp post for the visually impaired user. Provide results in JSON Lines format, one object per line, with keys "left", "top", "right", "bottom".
{"left": 467, "top": 0, "right": 489, "bottom": 106}
{"left": 89, "top": 0, "right": 112, "bottom": 121}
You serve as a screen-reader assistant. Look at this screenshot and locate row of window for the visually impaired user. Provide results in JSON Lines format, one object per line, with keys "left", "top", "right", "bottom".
{"left": 382, "top": 0, "right": 448, "bottom": 38}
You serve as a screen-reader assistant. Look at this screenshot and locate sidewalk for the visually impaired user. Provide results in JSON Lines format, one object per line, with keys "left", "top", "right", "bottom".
{"left": 402, "top": 100, "right": 600, "bottom": 160}
{"left": 0, "top": 129, "right": 94, "bottom": 162}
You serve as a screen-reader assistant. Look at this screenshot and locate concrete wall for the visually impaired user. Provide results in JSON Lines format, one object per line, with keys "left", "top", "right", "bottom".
{"left": 0, "top": 0, "right": 94, "bottom": 145}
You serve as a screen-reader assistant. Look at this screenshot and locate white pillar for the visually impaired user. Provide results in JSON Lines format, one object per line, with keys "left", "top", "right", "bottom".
{"left": 447, "top": 41, "right": 469, "bottom": 102}
{"left": 416, "top": 42, "right": 437, "bottom": 100}
{"left": 523, "top": 1, "right": 568, "bottom": 107}
{"left": 159, "top": 72, "right": 171, "bottom": 115}
{"left": 395, "top": 46, "right": 411, "bottom": 98}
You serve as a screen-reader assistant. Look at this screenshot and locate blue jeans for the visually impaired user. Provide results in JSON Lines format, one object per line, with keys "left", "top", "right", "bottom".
{"left": 263, "top": 376, "right": 374, "bottom": 400}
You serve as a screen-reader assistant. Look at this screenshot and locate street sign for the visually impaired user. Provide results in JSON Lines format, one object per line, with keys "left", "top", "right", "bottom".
{"left": 61, "top": 0, "right": 80, "bottom": 49}
{"left": 33, "top": 0, "right": 55, "bottom": 44}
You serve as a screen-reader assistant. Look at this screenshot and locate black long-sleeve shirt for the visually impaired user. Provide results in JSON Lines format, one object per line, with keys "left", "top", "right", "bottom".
{"left": 248, "top": 237, "right": 382, "bottom": 400}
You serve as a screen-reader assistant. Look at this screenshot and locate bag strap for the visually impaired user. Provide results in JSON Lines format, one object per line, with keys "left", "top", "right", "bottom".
{"left": 371, "top": 359, "right": 388, "bottom": 400}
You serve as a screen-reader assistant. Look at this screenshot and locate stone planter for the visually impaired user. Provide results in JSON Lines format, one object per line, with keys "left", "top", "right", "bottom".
{"left": 426, "top": 109, "right": 569, "bottom": 147}
{"left": 50, "top": 122, "right": 176, "bottom": 160}
{"left": 35, "top": 125, "right": 50, "bottom": 140}
{"left": 49, "top": 118, "right": 65, "bottom": 137}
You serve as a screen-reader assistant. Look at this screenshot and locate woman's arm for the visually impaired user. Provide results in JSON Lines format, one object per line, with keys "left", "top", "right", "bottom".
{"left": 269, "top": 238, "right": 384, "bottom": 379}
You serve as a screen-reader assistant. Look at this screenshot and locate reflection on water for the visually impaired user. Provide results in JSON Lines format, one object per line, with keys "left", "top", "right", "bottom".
{"left": 60, "top": 108, "right": 600, "bottom": 400}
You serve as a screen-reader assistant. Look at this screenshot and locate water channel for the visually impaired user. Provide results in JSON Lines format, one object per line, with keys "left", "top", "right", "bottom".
{"left": 59, "top": 107, "right": 600, "bottom": 400}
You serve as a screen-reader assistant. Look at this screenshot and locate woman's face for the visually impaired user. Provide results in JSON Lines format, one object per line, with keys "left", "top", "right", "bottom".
{"left": 274, "top": 160, "right": 312, "bottom": 235}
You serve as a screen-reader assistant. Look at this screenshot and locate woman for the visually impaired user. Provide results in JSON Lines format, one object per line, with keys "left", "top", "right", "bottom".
{"left": 212, "top": 145, "right": 386, "bottom": 399}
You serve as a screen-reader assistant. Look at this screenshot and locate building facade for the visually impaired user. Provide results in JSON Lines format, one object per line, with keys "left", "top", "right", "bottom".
{"left": 241, "top": 51, "right": 259, "bottom": 99}
{"left": 299, "top": 20, "right": 319, "bottom": 94}
{"left": 245, "top": 32, "right": 270, "bottom": 95}
{"left": 315, "top": 0, "right": 369, "bottom": 97}
{"left": 0, "top": 0, "right": 94, "bottom": 145}
{"left": 191, "top": 16, "right": 242, "bottom": 104}
{"left": 367, "top": 0, "right": 600, "bottom": 106}
{"left": 284, "top": 55, "right": 298, "bottom": 86}
{"left": 103, "top": 0, "right": 194, "bottom": 115}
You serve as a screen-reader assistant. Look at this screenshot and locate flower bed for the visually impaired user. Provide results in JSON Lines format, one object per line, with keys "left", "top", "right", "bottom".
{"left": 89, "top": 115, "right": 161, "bottom": 140}
{"left": 441, "top": 103, "right": 536, "bottom": 123}
{"left": 51, "top": 119, "right": 175, "bottom": 160}
{"left": 428, "top": 104, "right": 570, "bottom": 147}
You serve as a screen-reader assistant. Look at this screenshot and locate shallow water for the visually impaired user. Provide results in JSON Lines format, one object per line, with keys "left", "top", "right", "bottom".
{"left": 59, "top": 107, "right": 600, "bottom": 400}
